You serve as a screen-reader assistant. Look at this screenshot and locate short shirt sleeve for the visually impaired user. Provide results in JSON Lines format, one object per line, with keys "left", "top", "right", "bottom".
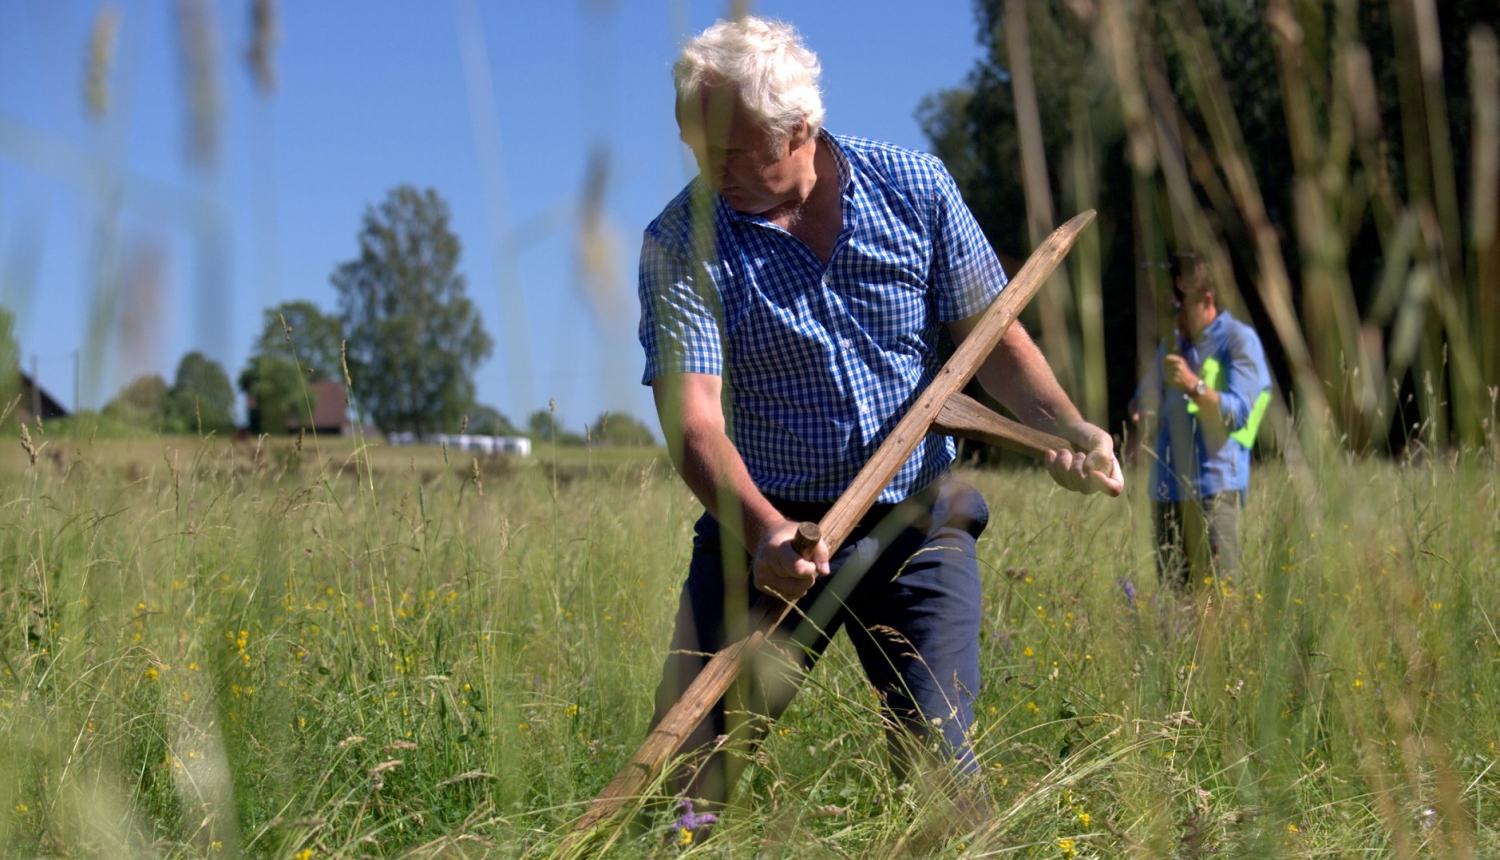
{"left": 926, "top": 162, "right": 1007, "bottom": 322}
{"left": 638, "top": 227, "right": 724, "bottom": 383}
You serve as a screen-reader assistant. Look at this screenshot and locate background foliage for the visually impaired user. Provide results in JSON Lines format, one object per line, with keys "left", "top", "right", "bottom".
{"left": 333, "top": 185, "right": 494, "bottom": 436}
{"left": 237, "top": 302, "right": 345, "bottom": 436}
{"left": 101, "top": 353, "right": 235, "bottom": 436}
{"left": 921, "top": 0, "right": 1500, "bottom": 450}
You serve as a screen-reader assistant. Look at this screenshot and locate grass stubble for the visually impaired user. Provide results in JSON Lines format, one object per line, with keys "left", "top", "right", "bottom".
{"left": 0, "top": 420, "right": 1493, "bottom": 859}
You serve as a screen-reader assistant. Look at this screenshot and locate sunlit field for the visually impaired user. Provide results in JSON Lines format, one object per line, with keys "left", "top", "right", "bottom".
{"left": 1, "top": 429, "right": 1495, "bottom": 858}
{"left": 3, "top": 0, "right": 1499, "bottom": 856}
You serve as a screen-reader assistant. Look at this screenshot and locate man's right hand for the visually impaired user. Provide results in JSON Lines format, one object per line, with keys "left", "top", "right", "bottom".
{"left": 752, "top": 519, "right": 830, "bottom": 602}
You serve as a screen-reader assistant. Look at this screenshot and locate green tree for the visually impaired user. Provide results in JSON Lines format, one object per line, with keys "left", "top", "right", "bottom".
{"left": 332, "top": 186, "right": 493, "bottom": 433}
{"left": 165, "top": 351, "right": 235, "bottom": 433}
{"left": 239, "top": 355, "right": 303, "bottom": 434}
{"left": 238, "top": 301, "right": 343, "bottom": 434}
{"left": 590, "top": 411, "right": 656, "bottom": 447}
{"left": 102, "top": 374, "right": 170, "bottom": 428}
{"left": 527, "top": 408, "right": 584, "bottom": 446}
{"left": 249, "top": 300, "right": 344, "bottom": 381}
{"left": 462, "top": 403, "right": 517, "bottom": 436}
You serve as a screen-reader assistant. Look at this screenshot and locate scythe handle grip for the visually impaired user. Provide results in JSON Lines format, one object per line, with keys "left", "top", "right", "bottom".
{"left": 790, "top": 521, "right": 821, "bottom": 556}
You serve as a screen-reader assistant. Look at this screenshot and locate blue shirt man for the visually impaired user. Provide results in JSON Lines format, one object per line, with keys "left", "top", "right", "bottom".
{"left": 640, "top": 132, "right": 1009, "bottom": 503}
{"left": 638, "top": 15, "right": 1121, "bottom": 814}
{"left": 1133, "top": 254, "right": 1271, "bottom": 586}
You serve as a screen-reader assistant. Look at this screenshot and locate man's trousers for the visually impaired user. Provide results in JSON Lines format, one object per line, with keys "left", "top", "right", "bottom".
{"left": 650, "top": 476, "right": 990, "bottom": 807}
{"left": 1152, "top": 491, "right": 1244, "bottom": 589}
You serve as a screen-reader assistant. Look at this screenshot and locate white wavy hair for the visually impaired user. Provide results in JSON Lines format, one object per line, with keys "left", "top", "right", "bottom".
{"left": 673, "top": 16, "right": 825, "bottom": 142}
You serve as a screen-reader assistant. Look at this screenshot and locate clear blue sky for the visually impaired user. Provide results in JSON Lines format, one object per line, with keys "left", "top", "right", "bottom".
{"left": 0, "top": 1, "right": 986, "bottom": 436}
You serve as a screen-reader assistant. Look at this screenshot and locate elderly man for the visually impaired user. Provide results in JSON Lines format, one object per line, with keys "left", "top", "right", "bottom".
{"left": 638, "top": 16, "right": 1122, "bottom": 809}
{"left": 1133, "top": 253, "right": 1272, "bottom": 588}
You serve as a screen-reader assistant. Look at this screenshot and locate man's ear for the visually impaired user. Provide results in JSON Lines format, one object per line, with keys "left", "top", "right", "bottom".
{"left": 786, "top": 119, "right": 813, "bottom": 152}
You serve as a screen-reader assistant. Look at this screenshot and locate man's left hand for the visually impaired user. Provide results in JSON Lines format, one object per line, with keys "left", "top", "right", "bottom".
{"left": 1044, "top": 422, "right": 1124, "bottom": 497}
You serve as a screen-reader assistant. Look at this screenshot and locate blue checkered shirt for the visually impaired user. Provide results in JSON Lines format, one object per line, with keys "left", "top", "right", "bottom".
{"left": 638, "top": 133, "right": 1007, "bottom": 503}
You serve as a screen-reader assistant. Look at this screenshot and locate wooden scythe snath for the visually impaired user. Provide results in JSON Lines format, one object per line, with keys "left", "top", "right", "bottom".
{"left": 569, "top": 210, "right": 1097, "bottom": 841}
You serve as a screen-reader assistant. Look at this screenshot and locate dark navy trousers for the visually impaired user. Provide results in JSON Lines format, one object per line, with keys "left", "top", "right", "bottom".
{"left": 650, "top": 476, "right": 990, "bottom": 807}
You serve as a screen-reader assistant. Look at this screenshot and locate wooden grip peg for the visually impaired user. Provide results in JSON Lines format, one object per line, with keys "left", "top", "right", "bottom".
{"left": 790, "top": 521, "right": 821, "bottom": 556}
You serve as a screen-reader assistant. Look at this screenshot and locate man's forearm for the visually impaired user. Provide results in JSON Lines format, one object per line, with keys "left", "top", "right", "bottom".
{"left": 669, "top": 427, "right": 785, "bottom": 550}
{"left": 1188, "top": 386, "right": 1223, "bottom": 421}
{"left": 1186, "top": 385, "right": 1228, "bottom": 448}
{"left": 975, "top": 324, "right": 1091, "bottom": 444}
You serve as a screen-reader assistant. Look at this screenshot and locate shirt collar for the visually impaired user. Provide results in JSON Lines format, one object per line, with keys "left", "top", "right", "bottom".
{"left": 821, "top": 129, "right": 853, "bottom": 197}
{"left": 1189, "top": 309, "right": 1232, "bottom": 349}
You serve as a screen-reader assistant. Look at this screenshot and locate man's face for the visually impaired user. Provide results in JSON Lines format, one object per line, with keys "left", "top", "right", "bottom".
{"left": 1174, "top": 283, "right": 1214, "bottom": 339}
{"left": 677, "top": 90, "right": 806, "bottom": 215}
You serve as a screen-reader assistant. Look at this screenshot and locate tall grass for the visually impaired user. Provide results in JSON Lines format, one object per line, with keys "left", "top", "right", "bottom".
{"left": 1004, "top": 0, "right": 1500, "bottom": 453}
{"left": 0, "top": 430, "right": 1495, "bottom": 858}
{"left": 3, "top": 1, "right": 1499, "bottom": 857}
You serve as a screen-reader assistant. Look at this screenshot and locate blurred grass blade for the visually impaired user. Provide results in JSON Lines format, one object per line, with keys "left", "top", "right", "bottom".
{"left": 1159, "top": 0, "right": 1331, "bottom": 437}
{"left": 1002, "top": 0, "right": 1079, "bottom": 405}
{"left": 1471, "top": 28, "right": 1499, "bottom": 394}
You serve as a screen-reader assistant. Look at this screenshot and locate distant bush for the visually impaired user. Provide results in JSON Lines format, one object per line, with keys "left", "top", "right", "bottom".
{"left": 590, "top": 411, "right": 657, "bottom": 447}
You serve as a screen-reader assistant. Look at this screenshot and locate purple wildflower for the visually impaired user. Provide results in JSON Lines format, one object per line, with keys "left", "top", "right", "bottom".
{"left": 671, "top": 798, "right": 717, "bottom": 839}
{"left": 1120, "top": 577, "right": 1138, "bottom": 603}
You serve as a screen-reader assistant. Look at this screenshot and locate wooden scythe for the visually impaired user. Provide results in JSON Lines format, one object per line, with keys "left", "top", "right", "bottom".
{"left": 570, "top": 210, "right": 1096, "bottom": 838}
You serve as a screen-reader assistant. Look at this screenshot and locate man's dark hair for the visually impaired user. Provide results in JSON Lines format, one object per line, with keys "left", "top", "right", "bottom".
{"left": 1169, "top": 252, "right": 1212, "bottom": 300}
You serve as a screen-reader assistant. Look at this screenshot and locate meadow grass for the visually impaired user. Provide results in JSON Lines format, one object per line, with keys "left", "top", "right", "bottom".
{"left": 0, "top": 428, "right": 1496, "bottom": 858}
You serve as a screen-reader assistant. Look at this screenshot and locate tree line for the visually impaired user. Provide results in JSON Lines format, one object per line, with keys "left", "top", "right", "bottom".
{"left": 1, "top": 185, "right": 654, "bottom": 448}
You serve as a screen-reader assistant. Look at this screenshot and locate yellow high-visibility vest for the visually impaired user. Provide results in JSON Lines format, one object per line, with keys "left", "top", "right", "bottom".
{"left": 1185, "top": 356, "right": 1270, "bottom": 448}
